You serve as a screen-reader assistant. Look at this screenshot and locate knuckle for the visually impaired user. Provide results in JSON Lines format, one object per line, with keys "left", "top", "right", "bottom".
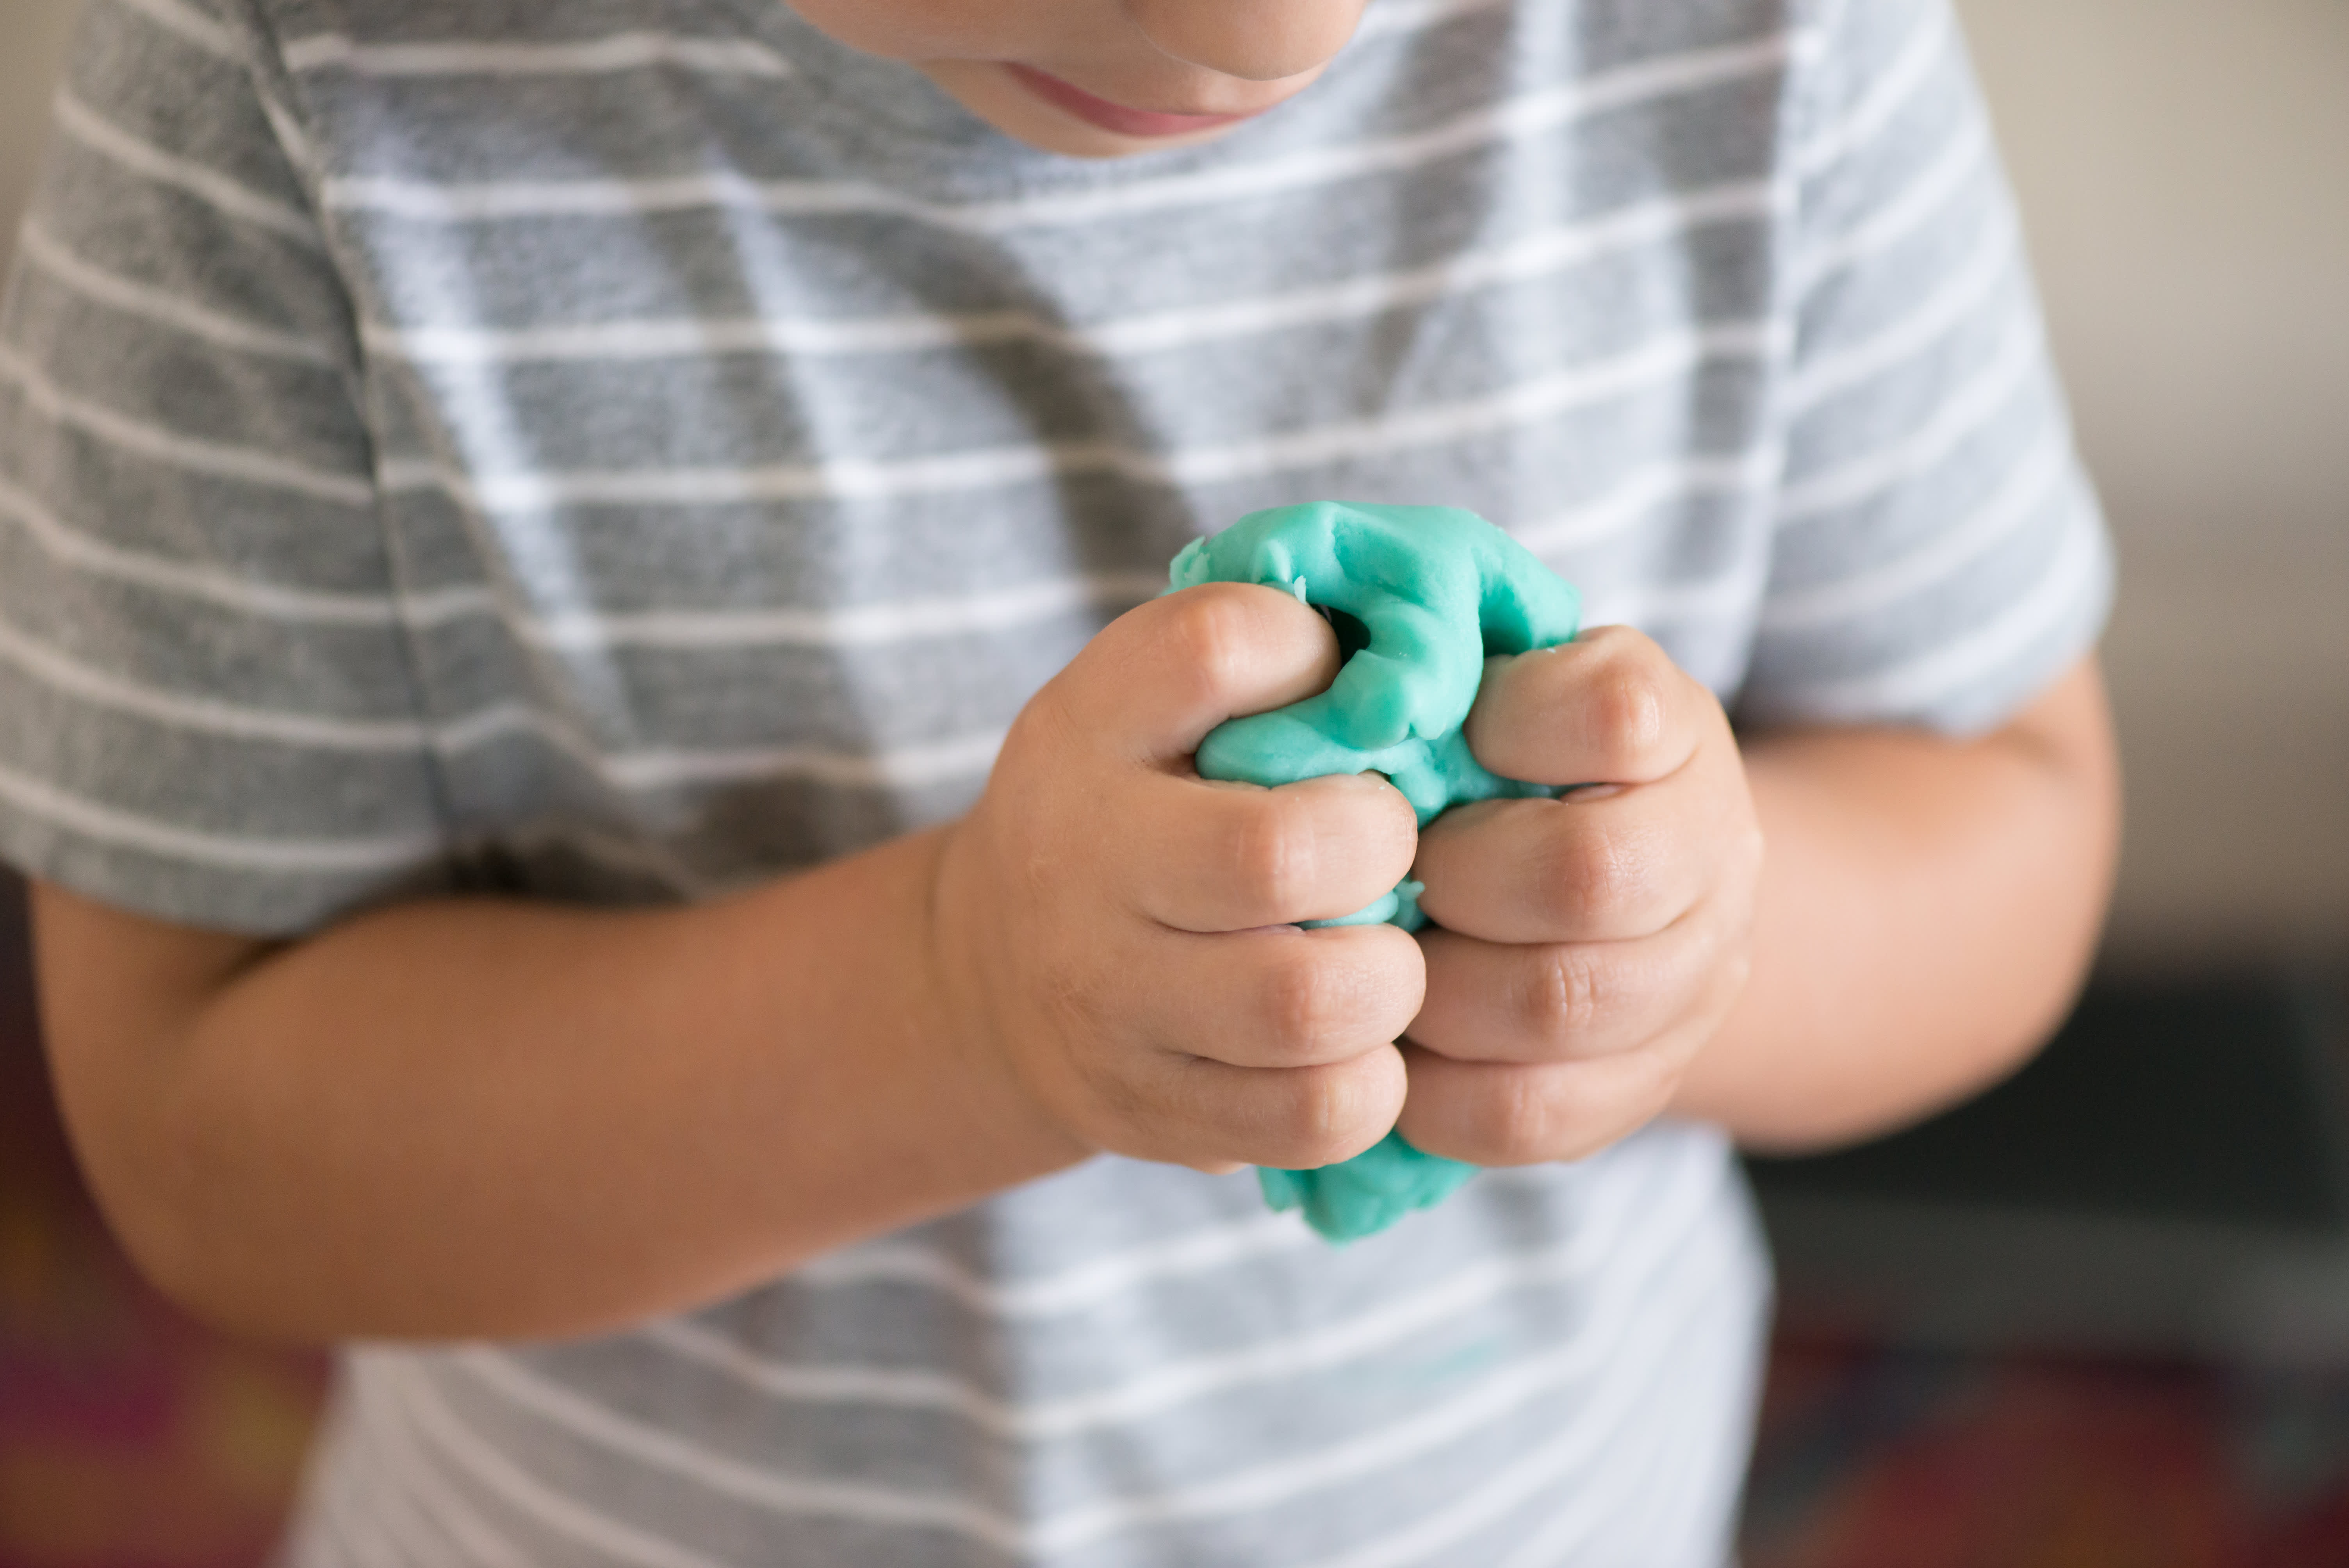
{"left": 1440, "top": 1051, "right": 1688, "bottom": 1167}
{"left": 1262, "top": 1066, "right": 1385, "bottom": 1169}
{"left": 1366, "top": 786, "right": 1423, "bottom": 873}
{"left": 1580, "top": 652, "right": 1672, "bottom": 776}
{"left": 1229, "top": 796, "right": 1319, "bottom": 916}
{"left": 1465, "top": 1072, "right": 1561, "bottom": 1165}
{"left": 1261, "top": 950, "right": 1349, "bottom": 1051}
{"left": 1531, "top": 819, "right": 1633, "bottom": 924}
{"left": 1164, "top": 584, "right": 1264, "bottom": 708}
{"left": 1520, "top": 947, "right": 1603, "bottom": 1044}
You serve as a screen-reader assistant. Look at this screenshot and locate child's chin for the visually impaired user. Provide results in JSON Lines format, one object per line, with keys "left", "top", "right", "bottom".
{"left": 918, "top": 62, "right": 1259, "bottom": 159}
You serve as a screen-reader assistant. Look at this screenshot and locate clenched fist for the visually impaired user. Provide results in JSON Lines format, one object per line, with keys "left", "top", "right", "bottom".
{"left": 930, "top": 583, "right": 1427, "bottom": 1173}
{"left": 1398, "top": 625, "right": 1763, "bottom": 1164}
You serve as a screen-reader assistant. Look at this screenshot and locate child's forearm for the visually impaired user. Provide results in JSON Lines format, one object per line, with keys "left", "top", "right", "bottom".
{"left": 31, "top": 642, "right": 2117, "bottom": 1344}
{"left": 31, "top": 828, "right": 1084, "bottom": 1344}
{"left": 1668, "top": 656, "right": 2120, "bottom": 1150}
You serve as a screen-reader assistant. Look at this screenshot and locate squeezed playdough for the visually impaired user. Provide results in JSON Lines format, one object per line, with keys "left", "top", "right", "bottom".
{"left": 1169, "top": 501, "right": 1582, "bottom": 1240}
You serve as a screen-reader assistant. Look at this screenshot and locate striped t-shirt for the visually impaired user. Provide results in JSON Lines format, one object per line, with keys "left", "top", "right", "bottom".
{"left": 0, "top": 0, "right": 2110, "bottom": 1562}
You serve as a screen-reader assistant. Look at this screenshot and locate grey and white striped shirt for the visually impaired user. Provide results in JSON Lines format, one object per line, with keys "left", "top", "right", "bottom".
{"left": 0, "top": 0, "right": 2108, "bottom": 1561}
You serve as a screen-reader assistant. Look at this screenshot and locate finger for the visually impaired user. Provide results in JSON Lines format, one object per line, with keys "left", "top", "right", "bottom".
{"left": 1393, "top": 1037, "right": 1696, "bottom": 1167}
{"left": 1121, "top": 1044, "right": 1410, "bottom": 1173}
{"left": 1464, "top": 624, "right": 1715, "bottom": 787}
{"left": 1142, "top": 922, "right": 1426, "bottom": 1070}
{"left": 1126, "top": 771, "right": 1419, "bottom": 931}
{"left": 1049, "top": 583, "right": 1342, "bottom": 764}
{"left": 1406, "top": 912, "right": 1729, "bottom": 1064}
{"left": 1413, "top": 754, "right": 1750, "bottom": 943}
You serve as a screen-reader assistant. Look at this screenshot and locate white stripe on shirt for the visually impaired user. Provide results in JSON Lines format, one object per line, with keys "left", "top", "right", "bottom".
{"left": 590, "top": 728, "right": 1009, "bottom": 793}
{"left": 786, "top": 1204, "right": 1318, "bottom": 1317}
{"left": 1301, "top": 1219, "right": 1751, "bottom": 1568}
{"left": 363, "top": 180, "right": 1782, "bottom": 367}
{"left": 1590, "top": 559, "right": 1771, "bottom": 632}
{"left": 1782, "top": 511, "right": 2101, "bottom": 717}
{"left": 111, "top": 0, "right": 246, "bottom": 64}
{"left": 634, "top": 1143, "right": 1707, "bottom": 1441}
{"left": 1483, "top": 1251, "right": 1750, "bottom": 1568}
{"left": 4, "top": 441, "right": 1762, "bottom": 652}
{"left": 434, "top": 1149, "right": 1725, "bottom": 1556}
{"left": 0, "top": 755, "right": 437, "bottom": 872}
{"left": 409, "top": 1355, "right": 1017, "bottom": 1554}
{"left": 377, "top": 1363, "right": 729, "bottom": 1568}
{"left": 783, "top": 1165, "right": 1692, "bottom": 1333}
{"left": 15, "top": 221, "right": 344, "bottom": 366}
{"left": 360, "top": 1480, "right": 485, "bottom": 1568}
{"left": 1511, "top": 447, "right": 1782, "bottom": 556}
{"left": 1776, "top": 321, "right": 2037, "bottom": 522}
{"left": 1795, "top": 113, "right": 1991, "bottom": 295}
{"left": 254, "top": 88, "right": 327, "bottom": 184}
{"left": 0, "top": 609, "right": 429, "bottom": 750}
{"left": 376, "top": 320, "right": 1777, "bottom": 511}
{"left": 2, "top": 468, "right": 1139, "bottom": 646}
{"left": 0, "top": 342, "right": 371, "bottom": 505}
{"left": 359, "top": 1370, "right": 543, "bottom": 1566}
{"left": 521, "top": 572, "right": 1162, "bottom": 652}
{"left": 0, "top": 598, "right": 1012, "bottom": 793}
{"left": 1762, "top": 435, "right": 2066, "bottom": 630}
{"left": 51, "top": 89, "right": 324, "bottom": 248}
{"left": 282, "top": 30, "right": 793, "bottom": 78}
{"left": 0, "top": 473, "right": 463, "bottom": 627}
{"left": 1784, "top": 207, "right": 2017, "bottom": 415}
{"left": 321, "top": 36, "right": 1793, "bottom": 234}
{"left": 1038, "top": 1201, "right": 1740, "bottom": 1554}
{"left": 1792, "top": 0, "right": 1950, "bottom": 177}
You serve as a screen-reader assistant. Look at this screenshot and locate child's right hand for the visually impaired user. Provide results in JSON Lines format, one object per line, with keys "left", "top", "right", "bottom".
{"left": 930, "top": 584, "right": 1426, "bottom": 1174}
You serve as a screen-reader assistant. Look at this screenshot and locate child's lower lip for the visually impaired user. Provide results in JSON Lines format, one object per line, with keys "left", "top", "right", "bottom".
{"left": 1002, "top": 64, "right": 1260, "bottom": 139}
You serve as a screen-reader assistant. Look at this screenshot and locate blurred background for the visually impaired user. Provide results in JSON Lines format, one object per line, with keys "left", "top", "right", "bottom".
{"left": 1, "top": 0, "right": 2345, "bottom": 1563}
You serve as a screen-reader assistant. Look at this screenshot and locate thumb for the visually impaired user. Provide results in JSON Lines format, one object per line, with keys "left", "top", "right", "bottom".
{"left": 1055, "top": 582, "right": 1342, "bottom": 764}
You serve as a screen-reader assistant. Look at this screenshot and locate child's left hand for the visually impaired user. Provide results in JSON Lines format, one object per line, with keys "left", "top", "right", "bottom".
{"left": 1395, "top": 625, "right": 1764, "bottom": 1164}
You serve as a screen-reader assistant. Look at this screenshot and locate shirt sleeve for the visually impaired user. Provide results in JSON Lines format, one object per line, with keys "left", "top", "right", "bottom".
{"left": 0, "top": 0, "right": 453, "bottom": 935}
{"left": 1738, "top": 0, "right": 2115, "bottom": 736}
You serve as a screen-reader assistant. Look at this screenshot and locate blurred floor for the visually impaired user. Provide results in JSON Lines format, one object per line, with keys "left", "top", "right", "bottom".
{"left": 1743, "top": 1336, "right": 2349, "bottom": 1568}
{"left": 8, "top": 879, "right": 2349, "bottom": 1565}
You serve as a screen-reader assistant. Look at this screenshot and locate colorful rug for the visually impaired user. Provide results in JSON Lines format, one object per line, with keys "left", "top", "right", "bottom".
{"left": 0, "top": 885, "right": 326, "bottom": 1568}
{"left": 1743, "top": 1335, "right": 2349, "bottom": 1568}
{"left": 0, "top": 1169, "right": 325, "bottom": 1568}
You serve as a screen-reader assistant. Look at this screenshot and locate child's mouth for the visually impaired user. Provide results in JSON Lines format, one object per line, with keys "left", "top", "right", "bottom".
{"left": 1002, "top": 64, "right": 1265, "bottom": 140}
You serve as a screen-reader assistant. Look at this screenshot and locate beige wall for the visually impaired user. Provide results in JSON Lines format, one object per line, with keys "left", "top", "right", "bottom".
{"left": 1, "top": 0, "right": 2345, "bottom": 963}
{"left": 0, "top": 0, "right": 77, "bottom": 253}
{"left": 1955, "top": 0, "right": 2349, "bottom": 965}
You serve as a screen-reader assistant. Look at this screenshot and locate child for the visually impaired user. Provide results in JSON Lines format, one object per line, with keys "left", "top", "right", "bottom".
{"left": 0, "top": 0, "right": 2118, "bottom": 1560}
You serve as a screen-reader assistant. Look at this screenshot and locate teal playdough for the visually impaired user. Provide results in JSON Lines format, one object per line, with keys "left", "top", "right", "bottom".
{"left": 1168, "top": 501, "right": 1582, "bottom": 1241}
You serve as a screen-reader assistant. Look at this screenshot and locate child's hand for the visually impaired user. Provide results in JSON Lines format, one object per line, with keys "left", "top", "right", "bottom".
{"left": 1397, "top": 627, "right": 1763, "bottom": 1165}
{"left": 931, "top": 584, "right": 1426, "bottom": 1174}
